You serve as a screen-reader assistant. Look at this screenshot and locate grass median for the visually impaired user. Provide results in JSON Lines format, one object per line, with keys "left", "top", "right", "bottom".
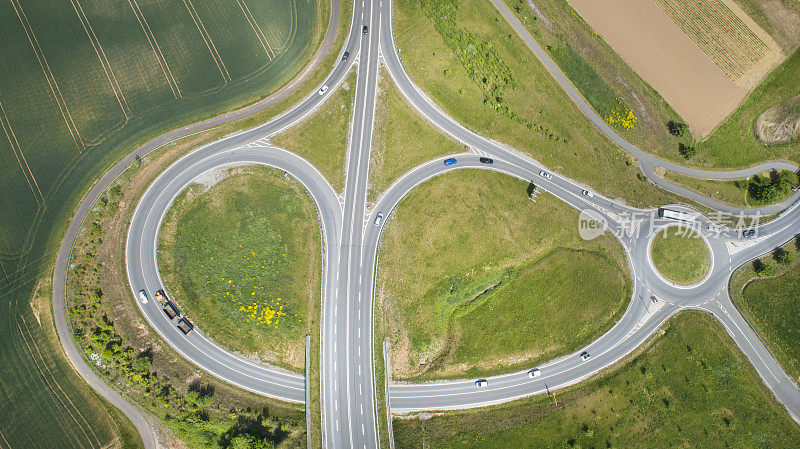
{"left": 650, "top": 226, "right": 711, "bottom": 285}
{"left": 368, "top": 65, "right": 465, "bottom": 203}
{"left": 392, "top": 310, "right": 800, "bottom": 448}
{"left": 273, "top": 70, "right": 357, "bottom": 193}
{"left": 158, "top": 166, "right": 321, "bottom": 371}
{"left": 662, "top": 170, "right": 799, "bottom": 208}
{"left": 730, "top": 237, "right": 800, "bottom": 382}
{"left": 376, "top": 169, "right": 630, "bottom": 380}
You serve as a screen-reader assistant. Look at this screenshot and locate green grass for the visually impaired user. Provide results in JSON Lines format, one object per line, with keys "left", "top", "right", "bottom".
{"left": 369, "top": 67, "right": 465, "bottom": 202}
{"left": 393, "top": 0, "right": 685, "bottom": 209}
{"left": 650, "top": 226, "right": 711, "bottom": 285}
{"left": 158, "top": 166, "right": 320, "bottom": 371}
{"left": 393, "top": 311, "right": 800, "bottom": 449}
{"left": 377, "top": 169, "right": 630, "bottom": 379}
{"left": 730, "top": 237, "right": 800, "bottom": 382}
{"left": 273, "top": 70, "right": 357, "bottom": 192}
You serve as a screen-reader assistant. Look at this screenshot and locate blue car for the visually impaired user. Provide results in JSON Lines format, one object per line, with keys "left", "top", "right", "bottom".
{"left": 444, "top": 158, "right": 457, "bottom": 166}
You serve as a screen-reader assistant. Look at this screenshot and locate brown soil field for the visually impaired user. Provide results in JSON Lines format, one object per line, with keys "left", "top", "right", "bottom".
{"left": 568, "top": 0, "right": 781, "bottom": 138}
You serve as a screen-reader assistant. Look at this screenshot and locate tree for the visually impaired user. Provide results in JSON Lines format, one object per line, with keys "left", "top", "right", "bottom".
{"left": 678, "top": 143, "right": 697, "bottom": 159}
{"left": 132, "top": 355, "right": 151, "bottom": 374}
{"left": 774, "top": 247, "right": 792, "bottom": 265}
{"left": 667, "top": 120, "right": 689, "bottom": 137}
{"left": 753, "top": 259, "right": 773, "bottom": 276}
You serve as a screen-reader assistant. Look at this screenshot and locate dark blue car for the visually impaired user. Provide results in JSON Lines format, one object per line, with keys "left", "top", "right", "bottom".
{"left": 444, "top": 158, "right": 457, "bottom": 166}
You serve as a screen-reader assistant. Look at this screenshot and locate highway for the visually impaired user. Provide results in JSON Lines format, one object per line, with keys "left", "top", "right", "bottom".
{"left": 55, "top": 0, "right": 800, "bottom": 447}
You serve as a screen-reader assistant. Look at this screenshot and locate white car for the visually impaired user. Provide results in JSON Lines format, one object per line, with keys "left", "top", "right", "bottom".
{"left": 527, "top": 368, "right": 541, "bottom": 378}
{"left": 539, "top": 170, "right": 552, "bottom": 180}
{"left": 581, "top": 189, "right": 593, "bottom": 197}
{"left": 318, "top": 85, "right": 329, "bottom": 95}
{"left": 707, "top": 224, "right": 720, "bottom": 232}
{"left": 138, "top": 289, "right": 148, "bottom": 304}
{"left": 474, "top": 379, "right": 488, "bottom": 388}
{"left": 580, "top": 351, "right": 591, "bottom": 361}
{"left": 374, "top": 212, "right": 384, "bottom": 226}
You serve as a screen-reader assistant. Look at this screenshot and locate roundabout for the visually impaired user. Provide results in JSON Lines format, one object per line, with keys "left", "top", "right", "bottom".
{"left": 52, "top": 0, "right": 800, "bottom": 447}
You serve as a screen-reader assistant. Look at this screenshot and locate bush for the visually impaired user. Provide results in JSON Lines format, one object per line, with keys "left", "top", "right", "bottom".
{"left": 678, "top": 143, "right": 697, "bottom": 159}
{"left": 774, "top": 247, "right": 792, "bottom": 265}
{"left": 132, "top": 356, "right": 152, "bottom": 374}
{"left": 748, "top": 171, "right": 796, "bottom": 204}
{"left": 667, "top": 120, "right": 689, "bottom": 136}
{"left": 753, "top": 259, "right": 773, "bottom": 276}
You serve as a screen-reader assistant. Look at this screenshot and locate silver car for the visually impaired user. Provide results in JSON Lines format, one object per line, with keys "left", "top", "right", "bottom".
{"left": 374, "top": 213, "right": 384, "bottom": 226}
{"left": 138, "top": 289, "right": 148, "bottom": 304}
{"left": 474, "top": 379, "right": 488, "bottom": 388}
{"left": 539, "top": 170, "right": 552, "bottom": 180}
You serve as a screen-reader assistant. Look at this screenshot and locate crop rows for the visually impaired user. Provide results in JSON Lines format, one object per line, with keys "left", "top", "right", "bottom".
{"left": 652, "top": 0, "right": 769, "bottom": 79}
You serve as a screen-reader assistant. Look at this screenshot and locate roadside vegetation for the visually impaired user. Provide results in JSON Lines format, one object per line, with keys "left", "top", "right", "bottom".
{"left": 394, "top": 0, "right": 687, "bottom": 209}
{"left": 369, "top": 66, "right": 464, "bottom": 203}
{"left": 393, "top": 311, "right": 800, "bottom": 448}
{"left": 650, "top": 226, "right": 711, "bottom": 285}
{"left": 273, "top": 70, "right": 358, "bottom": 192}
{"left": 66, "top": 145, "right": 308, "bottom": 449}
{"left": 376, "top": 170, "right": 630, "bottom": 380}
{"left": 501, "top": 0, "right": 800, "bottom": 167}
{"left": 662, "top": 169, "right": 799, "bottom": 208}
{"left": 157, "top": 166, "right": 321, "bottom": 371}
{"left": 730, "top": 236, "right": 800, "bottom": 382}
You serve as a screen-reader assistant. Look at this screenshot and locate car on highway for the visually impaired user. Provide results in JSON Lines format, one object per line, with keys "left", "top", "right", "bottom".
{"left": 707, "top": 224, "right": 720, "bottom": 232}
{"left": 581, "top": 189, "right": 593, "bottom": 197}
{"left": 479, "top": 157, "right": 493, "bottom": 164}
{"left": 318, "top": 85, "right": 328, "bottom": 95}
{"left": 342, "top": 51, "right": 349, "bottom": 62}
{"left": 580, "top": 351, "right": 591, "bottom": 361}
{"left": 741, "top": 229, "right": 756, "bottom": 238}
{"left": 474, "top": 379, "right": 488, "bottom": 388}
{"left": 527, "top": 368, "right": 541, "bottom": 378}
{"left": 374, "top": 212, "right": 384, "bottom": 226}
{"left": 362, "top": 25, "right": 368, "bottom": 35}
{"left": 138, "top": 290, "right": 148, "bottom": 304}
{"left": 444, "top": 158, "right": 457, "bottom": 166}
{"left": 539, "top": 170, "right": 552, "bottom": 179}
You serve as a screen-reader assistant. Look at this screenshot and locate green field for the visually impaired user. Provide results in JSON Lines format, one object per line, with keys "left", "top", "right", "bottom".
{"left": 393, "top": 0, "right": 685, "bottom": 209}
{"left": 0, "top": 1, "right": 331, "bottom": 446}
{"left": 158, "top": 166, "right": 320, "bottom": 370}
{"left": 376, "top": 169, "right": 630, "bottom": 379}
{"left": 369, "top": 67, "right": 464, "bottom": 202}
{"left": 650, "top": 226, "right": 711, "bottom": 285}
{"left": 273, "top": 70, "right": 357, "bottom": 192}
{"left": 393, "top": 311, "right": 800, "bottom": 448}
{"left": 502, "top": 0, "right": 800, "bottom": 168}
{"left": 730, "top": 238, "right": 800, "bottom": 382}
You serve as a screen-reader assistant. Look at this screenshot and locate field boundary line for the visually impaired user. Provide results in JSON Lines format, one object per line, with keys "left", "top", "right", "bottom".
{"left": 181, "top": 0, "right": 230, "bottom": 83}
{"left": 70, "top": 0, "right": 131, "bottom": 118}
{"left": 278, "top": 0, "right": 299, "bottom": 54}
{"left": 20, "top": 316, "right": 104, "bottom": 448}
{"left": 126, "top": 0, "right": 182, "bottom": 99}
{"left": 17, "top": 318, "right": 100, "bottom": 449}
{"left": 0, "top": 99, "right": 44, "bottom": 204}
{"left": 237, "top": 0, "right": 276, "bottom": 60}
{"left": 8, "top": 0, "right": 85, "bottom": 152}
{"left": 0, "top": 428, "right": 10, "bottom": 449}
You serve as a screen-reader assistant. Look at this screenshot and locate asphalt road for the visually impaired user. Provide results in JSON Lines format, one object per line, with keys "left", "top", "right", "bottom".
{"left": 56, "top": 0, "right": 800, "bottom": 447}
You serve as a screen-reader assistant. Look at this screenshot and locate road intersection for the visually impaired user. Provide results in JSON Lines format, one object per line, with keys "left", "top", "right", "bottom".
{"left": 58, "top": 0, "right": 800, "bottom": 447}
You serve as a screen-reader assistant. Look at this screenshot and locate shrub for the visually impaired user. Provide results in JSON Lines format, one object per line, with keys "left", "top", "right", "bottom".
{"left": 774, "top": 247, "right": 792, "bottom": 265}
{"left": 667, "top": 120, "right": 689, "bottom": 136}
{"left": 678, "top": 143, "right": 697, "bottom": 159}
{"left": 132, "top": 356, "right": 152, "bottom": 374}
{"left": 753, "top": 259, "right": 773, "bottom": 276}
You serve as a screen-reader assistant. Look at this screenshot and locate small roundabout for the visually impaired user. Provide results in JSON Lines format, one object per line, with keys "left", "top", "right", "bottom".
{"left": 649, "top": 224, "right": 712, "bottom": 287}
